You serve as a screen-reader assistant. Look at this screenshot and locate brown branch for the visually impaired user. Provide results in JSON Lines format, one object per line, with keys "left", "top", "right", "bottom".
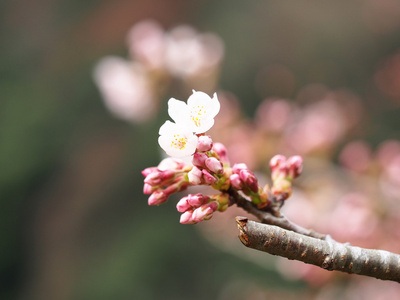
{"left": 230, "top": 189, "right": 328, "bottom": 240}
{"left": 236, "top": 217, "right": 400, "bottom": 283}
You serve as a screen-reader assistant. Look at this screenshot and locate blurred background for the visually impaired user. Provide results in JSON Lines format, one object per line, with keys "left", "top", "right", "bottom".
{"left": 2, "top": 0, "right": 400, "bottom": 299}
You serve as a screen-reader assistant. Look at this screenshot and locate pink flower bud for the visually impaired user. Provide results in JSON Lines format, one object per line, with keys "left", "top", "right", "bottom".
{"left": 229, "top": 173, "right": 243, "bottom": 189}
{"left": 143, "top": 183, "right": 154, "bottom": 195}
{"left": 141, "top": 167, "right": 158, "bottom": 177}
{"left": 176, "top": 197, "right": 191, "bottom": 212}
{"left": 192, "top": 152, "right": 208, "bottom": 168}
{"left": 212, "top": 143, "right": 229, "bottom": 164}
{"left": 270, "top": 154, "right": 288, "bottom": 180}
{"left": 187, "top": 193, "right": 208, "bottom": 207}
{"left": 207, "top": 201, "right": 219, "bottom": 212}
{"left": 232, "top": 163, "right": 248, "bottom": 174}
{"left": 158, "top": 158, "right": 185, "bottom": 171}
{"left": 192, "top": 204, "right": 215, "bottom": 222}
{"left": 269, "top": 154, "right": 286, "bottom": 170}
{"left": 202, "top": 169, "right": 218, "bottom": 185}
{"left": 163, "top": 182, "right": 181, "bottom": 196}
{"left": 197, "top": 135, "right": 213, "bottom": 152}
{"left": 205, "top": 157, "right": 223, "bottom": 174}
{"left": 188, "top": 166, "right": 203, "bottom": 184}
{"left": 239, "top": 169, "right": 258, "bottom": 193}
{"left": 148, "top": 191, "right": 168, "bottom": 205}
{"left": 287, "top": 155, "right": 303, "bottom": 179}
{"left": 144, "top": 169, "right": 175, "bottom": 186}
{"left": 180, "top": 210, "right": 196, "bottom": 224}
{"left": 144, "top": 172, "right": 162, "bottom": 185}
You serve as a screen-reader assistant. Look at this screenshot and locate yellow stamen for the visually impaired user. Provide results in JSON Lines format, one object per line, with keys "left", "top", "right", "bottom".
{"left": 170, "top": 134, "right": 187, "bottom": 150}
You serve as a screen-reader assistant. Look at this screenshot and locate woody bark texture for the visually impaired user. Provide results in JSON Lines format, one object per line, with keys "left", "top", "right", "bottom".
{"left": 236, "top": 217, "right": 400, "bottom": 283}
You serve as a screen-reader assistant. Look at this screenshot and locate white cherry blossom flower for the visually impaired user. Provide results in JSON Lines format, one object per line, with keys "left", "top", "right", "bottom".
{"left": 158, "top": 121, "right": 198, "bottom": 158}
{"left": 168, "top": 90, "right": 220, "bottom": 134}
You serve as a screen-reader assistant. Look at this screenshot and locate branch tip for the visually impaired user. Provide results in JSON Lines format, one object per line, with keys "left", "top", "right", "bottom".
{"left": 236, "top": 216, "right": 250, "bottom": 246}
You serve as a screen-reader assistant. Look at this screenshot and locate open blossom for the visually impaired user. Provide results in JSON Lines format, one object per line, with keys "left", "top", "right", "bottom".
{"left": 158, "top": 121, "right": 198, "bottom": 158}
{"left": 168, "top": 90, "right": 220, "bottom": 134}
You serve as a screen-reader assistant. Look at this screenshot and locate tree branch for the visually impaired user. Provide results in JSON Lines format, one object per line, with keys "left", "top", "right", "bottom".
{"left": 229, "top": 188, "right": 328, "bottom": 240}
{"left": 236, "top": 216, "right": 400, "bottom": 283}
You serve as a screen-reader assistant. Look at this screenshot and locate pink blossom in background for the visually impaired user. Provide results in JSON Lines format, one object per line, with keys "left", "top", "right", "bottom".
{"left": 324, "top": 193, "right": 378, "bottom": 247}
{"left": 376, "top": 139, "right": 400, "bottom": 168}
{"left": 339, "top": 140, "right": 373, "bottom": 173}
{"left": 225, "top": 123, "right": 257, "bottom": 169}
{"left": 380, "top": 154, "right": 400, "bottom": 199}
{"left": 164, "top": 25, "right": 224, "bottom": 78}
{"left": 377, "top": 142, "right": 400, "bottom": 199}
{"left": 93, "top": 56, "right": 155, "bottom": 122}
{"left": 126, "top": 19, "right": 166, "bottom": 70}
{"left": 285, "top": 98, "right": 346, "bottom": 154}
{"left": 95, "top": 20, "right": 225, "bottom": 122}
{"left": 255, "top": 98, "right": 291, "bottom": 133}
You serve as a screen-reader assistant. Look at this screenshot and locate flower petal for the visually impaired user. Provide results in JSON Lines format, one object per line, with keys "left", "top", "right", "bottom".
{"left": 159, "top": 120, "right": 176, "bottom": 135}
{"left": 168, "top": 98, "right": 190, "bottom": 125}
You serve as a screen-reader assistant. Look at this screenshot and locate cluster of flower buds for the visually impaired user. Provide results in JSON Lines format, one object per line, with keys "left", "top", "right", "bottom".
{"left": 142, "top": 158, "right": 190, "bottom": 205}
{"left": 269, "top": 154, "right": 303, "bottom": 200}
{"left": 176, "top": 193, "right": 220, "bottom": 224}
{"left": 142, "top": 90, "right": 305, "bottom": 224}
{"left": 187, "top": 136, "right": 230, "bottom": 190}
{"left": 229, "top": 163, "right": 269, "bottom": 208}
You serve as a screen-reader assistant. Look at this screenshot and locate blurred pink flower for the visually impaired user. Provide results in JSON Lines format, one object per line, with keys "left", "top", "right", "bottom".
{"left": 93, "top": 56, "right": 155, "bottom": 122}
{"left": 339, "top": 140, "right": 372, "bottom": 173}
{"left": 324, "top": 193, "right": 378, "bottom": 246}
{"left": 126, "top": 19, "right": 166, "bottom": 70}
{"left": 255, "top": 98, "right": 292, "bottom": 133}
{"left": 164, "top": 25, "right": 224, "bottom": 78}
{"left": 285, "top": 98, "right": 346, "bottom": 154}
{"left": 379, "top": 154, "right": 400, "bottom": 199}
{"left": 376, "top": 139, "right": 400, "bottom": 168}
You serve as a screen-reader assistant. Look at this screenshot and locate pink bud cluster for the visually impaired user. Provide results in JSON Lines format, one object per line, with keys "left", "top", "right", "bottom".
{"left": 269, "top": 154, "right": 303, "bottom": 198}
{"left": 176, "top": 193, "right": 219, "bottom": 224}
{"left": 270, "top": 154, "right": 303, "bottom": 180}
{"left": 142, "top": 158, "right": 189, "bottom": 205}
{"left": 229, "top": 163, "right": 268, "bottom": 206}
{"left": 188, "top": 135, "right": 225, "bottom": 186}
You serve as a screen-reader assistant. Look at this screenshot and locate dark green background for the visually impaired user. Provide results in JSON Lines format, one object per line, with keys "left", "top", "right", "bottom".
{"left": 1, "top": 0, "right": 400, "bottom": 299}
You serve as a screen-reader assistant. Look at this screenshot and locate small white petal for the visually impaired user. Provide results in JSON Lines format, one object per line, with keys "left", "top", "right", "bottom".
{"left": 210, "top": 92, "right": 220, "bottom": 117}
{"left": 159, "top": 120, "right": 176, "bottom": 135}
{"left": 187, "top": 91, "right": 212, "bottom": 107}
{"left": 168, "top": 98, "right": 189, "bottom": 124}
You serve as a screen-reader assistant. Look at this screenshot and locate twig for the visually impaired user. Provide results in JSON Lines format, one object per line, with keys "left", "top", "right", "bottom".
{"left": 229, "top": 189, "right": 328, "bottom": 240}
{"left": 236, "top": 217, "right": 400, "bottom": 283}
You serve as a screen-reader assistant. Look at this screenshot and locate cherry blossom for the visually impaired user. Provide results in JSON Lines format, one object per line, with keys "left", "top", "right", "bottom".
{"left": 168, "top": 90, "right": 220, "bottom": 134}
{"left": 158, "top": 121, "right": 198, "bottom": 158}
